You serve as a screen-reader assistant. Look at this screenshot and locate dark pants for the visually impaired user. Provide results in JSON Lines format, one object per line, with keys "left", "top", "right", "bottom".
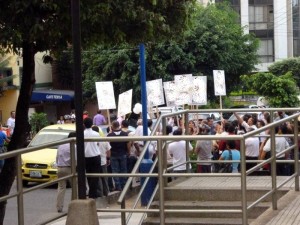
{"left": 246, "top": 156, "right": 258, "bottom": 174}
{"left": 107, "top": 164, "right": 114, "bottom": 191}
{"left": 197, "top": 165, "right": 211, "bottom": 173}
{"left": 97, "top": 165, "right": 109, "bottom": 197}
{"left": 127, "top": 155, "right": 137, "bottom": 173}
{"left": 276, "top": 157, "right": 288, "bottom": 176}
{"left": 111, "top": 155, "right": 127, "bottom": 190}
{"left": 85, "top": 155, "right": 102, "bottom": 198}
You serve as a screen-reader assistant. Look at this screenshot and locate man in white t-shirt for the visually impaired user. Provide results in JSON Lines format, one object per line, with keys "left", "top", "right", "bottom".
{"left": 168, "top": 128, "right": 193, "bottom": 173}
{"left": 261, "top": 125, "right": 290, "bottom": 176}
{"left": 84, "top": 118, "right": 102, "bottom": 199}
{"left": 92, "top": 125, "right": 111, "bottom": 197}
{"left": 7, "top": 111, "right": 15, "bottom": 136}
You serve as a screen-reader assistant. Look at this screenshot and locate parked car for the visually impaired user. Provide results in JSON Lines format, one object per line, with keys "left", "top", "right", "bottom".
{"left": 227, "top": 112, "right": 261, "bottom": 122}
{"left": 188, "top": 112, "right": 221, "bottom": 122}
{"left": 152, "top": 106, "right": 184, "bottom": 116}
{"left": 21, "top": 124, "right": 76, "bottom": 186}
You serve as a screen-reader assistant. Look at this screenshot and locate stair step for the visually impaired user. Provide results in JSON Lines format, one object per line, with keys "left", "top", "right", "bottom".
{"left": 143, "top": 217, "right": 254, "bottom": 225}
{"left": 161, "top": 188, "right": 288, "bottom": 202}
{"left": 147, "top": 201, "right": 270, "bottom": 219}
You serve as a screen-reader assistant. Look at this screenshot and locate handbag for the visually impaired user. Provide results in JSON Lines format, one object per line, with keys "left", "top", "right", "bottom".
{"left": 216, "top": 150, "right": 233, "bottom": 173}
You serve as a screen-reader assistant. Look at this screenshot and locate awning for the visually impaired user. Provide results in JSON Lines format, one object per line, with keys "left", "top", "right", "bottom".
{"left": 31, "top": 89, "right": 74, "bottom": 102}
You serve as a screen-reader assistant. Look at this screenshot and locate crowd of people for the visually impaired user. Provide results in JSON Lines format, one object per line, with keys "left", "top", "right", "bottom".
{"left": 55, "top": 108, "right": 298, "bottom": 212}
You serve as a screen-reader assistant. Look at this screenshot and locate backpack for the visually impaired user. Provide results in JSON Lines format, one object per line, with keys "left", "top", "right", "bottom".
{"left": 215, "top": 150, "right": 233, "bottom": 173}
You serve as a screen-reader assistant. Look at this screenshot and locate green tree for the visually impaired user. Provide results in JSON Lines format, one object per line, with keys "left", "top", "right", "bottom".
{"left": 80, "top": 3, "right": 259, "bottom": 103}
{"left": 29, "top": 113, "right": 49, "bottom": 136}
{"left": 241, "top": 72, "right": 300, "bottom": 107}
{"left": 268, "top": 57, "right": 300, "bottom": 87}
{"left": 0, "top": 0, "right": 196, "bottom": 222}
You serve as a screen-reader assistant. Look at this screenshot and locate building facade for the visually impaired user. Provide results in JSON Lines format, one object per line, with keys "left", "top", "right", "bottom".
{"left": 214, "top": 0, "right": 300, "bottom": 71}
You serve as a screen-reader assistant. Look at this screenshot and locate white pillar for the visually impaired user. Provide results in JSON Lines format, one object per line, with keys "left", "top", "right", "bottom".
{"left": 287, "top": 0, "right": 293, "bottom": 57}
{"left": 274, "top": 1, "right": 288, "bottom": 61}
{"left": 241, "top": 0, "right": 249, "bottom": 34}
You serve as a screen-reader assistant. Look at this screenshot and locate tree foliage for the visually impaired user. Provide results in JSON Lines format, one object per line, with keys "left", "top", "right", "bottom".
{"left": 0, "top": 0, "right": 197, "bottom": 223}
{"left": 29, "top": 112, "right": 49, "bottom": 135}
{"left": 241, "top": 72, "right": 300, "bottom": 107}
{"left": 80, "top": 3, "right": 259, "bottom": 103}
{"left": 268, "top": 57, "right": 300, "bottom": 87}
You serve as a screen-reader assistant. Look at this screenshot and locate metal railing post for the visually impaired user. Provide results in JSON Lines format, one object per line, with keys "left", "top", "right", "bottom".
{"left": 121, "top": 200, "right": 126, "bottom": 225}
{"left": 16, "top": 154, "right": 24, "bottom": 225}
{"left": 240, "top": 137, "right": 248, "bottom": 225}
{"left": 294, "top": 118, "right": 299, "bottom": 191}
{"left": 270, "top": 126, "right": 277, "bottom": 210}
{"left": 162, "top": 118, "right": 168, "bottom": 187}
{"left": 158, "top": 139, "right": 165, "bottom": 225}
{"left": 70, "top": 139, "right": 77, "bottom": 199}
{"left": 184, "top": 111, "right": 190, "bottom": 172}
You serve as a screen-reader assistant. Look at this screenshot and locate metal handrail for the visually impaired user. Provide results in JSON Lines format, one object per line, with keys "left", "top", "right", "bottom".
{"left": 1, "top": 108, "right": 300, "bottom": 225}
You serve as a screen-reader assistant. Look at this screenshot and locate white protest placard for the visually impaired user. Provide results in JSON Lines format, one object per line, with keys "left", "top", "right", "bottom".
{"left": 192, "top": 76, "right": 207, "bottom": 105}
{"left": 174, "top": 74, "right": 193, "bottom": 105}
{"left": 213, "top": 70, "right": 226, "bottom": 96}
{"left": 163, "top": 81, "right": 177, "bottom": 107}
{"left": 95, "top": 81, "right": 116, "bottom": 109}
{"left": 117, "top": 89, "right": 132, "bottom": 117}
{"left": 146, "top": 79, "right": 165, "bottom": 107}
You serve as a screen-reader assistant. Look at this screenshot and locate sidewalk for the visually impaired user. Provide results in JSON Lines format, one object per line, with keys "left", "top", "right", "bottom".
{"left": 49, "top": 191, "right": 145, "bottom": 225}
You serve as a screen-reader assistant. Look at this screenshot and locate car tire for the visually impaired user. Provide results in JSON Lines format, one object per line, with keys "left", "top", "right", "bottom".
{"left": 22, "top": 180, "right": 28, "bottom": 187}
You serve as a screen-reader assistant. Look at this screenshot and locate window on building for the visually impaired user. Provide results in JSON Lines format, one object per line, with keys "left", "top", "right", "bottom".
{"left": 249, "top": 5, "right": 273, "bottom": 30}
{"left": 0, "top": 68, "right": 13, "bottom": 87}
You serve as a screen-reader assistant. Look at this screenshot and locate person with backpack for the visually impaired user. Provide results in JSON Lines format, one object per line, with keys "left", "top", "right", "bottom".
{"left": 219, "top": 140, "right": 240, "bottom": 173}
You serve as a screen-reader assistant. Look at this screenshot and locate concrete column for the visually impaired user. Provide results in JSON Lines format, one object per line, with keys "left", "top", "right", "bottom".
{"left": 241, "top": 0, "right": 249, "bottom": 34}
{"left": 287, "top": 0, "right": 293, "bottom": 57}
{"left": 274, "top": 0, "right": 288, "bottom": 61}
{"left": 66, "top": 199, "right": 99, "bottom": 225}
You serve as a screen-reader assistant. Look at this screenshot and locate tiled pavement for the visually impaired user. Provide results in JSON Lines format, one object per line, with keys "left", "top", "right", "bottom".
{"left": 49, "top": 176, "right": 300, "bottom": 225}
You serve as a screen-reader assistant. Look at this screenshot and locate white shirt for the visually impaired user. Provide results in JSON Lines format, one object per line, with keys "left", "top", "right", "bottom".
{"left": 241, "top": 121, "right": 257, "bottom": 132}
{"left": 99, "top": 142, "right": 111, "bottom": 165}
{"left": 7, "top": 117, "right": 15, "bottom": 135}
{"left": 263, "top": 136, "right": 289, "bottom": 158}
{"left": 56, "top": 143, "right": 76, "bottom": 167}
{"left": 245, "top": 136, "right": 260, "bottom": 157}
{"left": 168, "top": 140, "right": 193, "bottom": 171}
{"left": 84, "top": 128, "right": 101, "bottom": 157}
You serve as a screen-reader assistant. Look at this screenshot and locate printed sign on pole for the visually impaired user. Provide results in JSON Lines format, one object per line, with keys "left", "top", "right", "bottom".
{"left": 117, "top": 89, "right": 132, "bottom": 117}
{"left": 163, "top": 81, "right": 177, "bottom": 107}
{"left": 95, "top": 81, "right": 116, "bottom": 109}
{"left": 174, "top": 74, "right": 193, "bottom": 105}
{"left": 213, "top": 70, "right": 226, "bottom": 96}
{"left": 146, "top": 79, "right": 165, "bottom": 107}
{"left": 192, "top": 76, "right": 207, "bottom": 105}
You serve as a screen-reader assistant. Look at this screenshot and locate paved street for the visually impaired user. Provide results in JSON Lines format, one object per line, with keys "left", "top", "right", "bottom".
{"left": 4, "top": 180, "right": 142, "bottom": 225}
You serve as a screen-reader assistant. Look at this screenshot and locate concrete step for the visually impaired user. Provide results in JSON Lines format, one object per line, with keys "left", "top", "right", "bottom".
{"left": 142, "top": 217, "right": 254, "bottom": 225}
{"left": 162, "top": 187, "right": 288, "bottom": 202}
{"left": 147, "top": 200, "right": 270, "bottom": 219}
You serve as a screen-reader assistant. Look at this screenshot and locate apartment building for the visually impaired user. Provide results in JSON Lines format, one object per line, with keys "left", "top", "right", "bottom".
{"left": 213, "top": 0, "right": 299, "bottom": 71}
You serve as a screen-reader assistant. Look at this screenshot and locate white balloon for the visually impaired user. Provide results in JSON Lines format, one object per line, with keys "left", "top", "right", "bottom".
{"left": 135, "top": 103, "right": 142, "bottom": 111}
{"left": 133, "top": 103, "right": 142, "bottom": 114}
{"left": 133, "top": 107, "right": 140, "bottom": 114}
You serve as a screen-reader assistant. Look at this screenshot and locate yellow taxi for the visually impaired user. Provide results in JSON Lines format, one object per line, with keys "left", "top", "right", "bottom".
{"left": 21, "top": 124, "right": 76, "bottom": 186}
{"left": 21, "top": 123, "right": 108, "bottom": 185}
